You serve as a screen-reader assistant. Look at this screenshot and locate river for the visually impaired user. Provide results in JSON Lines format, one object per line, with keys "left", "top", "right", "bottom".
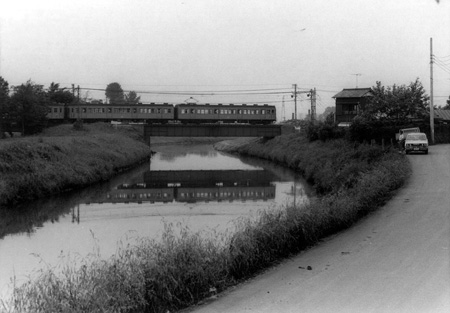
{"left": 0, "top": 143, "right": 312, "bottom": 299}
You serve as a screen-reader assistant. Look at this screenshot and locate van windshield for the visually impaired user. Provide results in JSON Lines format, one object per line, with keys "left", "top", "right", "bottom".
{"left": 406, "top": 134, "right": 427, "bottom": 140}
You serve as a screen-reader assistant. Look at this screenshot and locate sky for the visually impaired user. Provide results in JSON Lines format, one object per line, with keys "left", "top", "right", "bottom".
{"left": 1, "top": 0, "right": 449, "bottom": 120}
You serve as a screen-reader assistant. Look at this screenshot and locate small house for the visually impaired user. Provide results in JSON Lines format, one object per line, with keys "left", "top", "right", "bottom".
{"left": 333, "top": 88, "right": 372, "bottom": 125}
{"left": 434, "top": 109, "right": 450, "bottom": 124}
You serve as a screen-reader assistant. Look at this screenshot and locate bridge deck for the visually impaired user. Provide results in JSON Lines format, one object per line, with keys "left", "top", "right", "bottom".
{"left": 144, "top": 123, "right": 282, "bottom": 138}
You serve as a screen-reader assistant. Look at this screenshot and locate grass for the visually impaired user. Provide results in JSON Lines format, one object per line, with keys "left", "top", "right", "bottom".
{"left": 1, "top": 132, "right": 410, "bottom": 313}
{"left": 0, "top": 123, "right": 152, "bottom": 207}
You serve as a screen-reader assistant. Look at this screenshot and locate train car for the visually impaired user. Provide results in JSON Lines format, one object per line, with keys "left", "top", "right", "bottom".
{"left": 176, "top": 186, "right": 276, "bottom": 203}
{"left": 47, "top": 103, "right": 66, "bottom": 121}
{"left": 106, "top": 186, "right": 175, "bottom": 203}
{"left": 67, "top": 103, "right": 175, "bottom": 123}
{"left": 47, "top": 102, "right": 276, "bottom": 125}
{"left": 175, "top": 103, "right": 276, "bottom": 125}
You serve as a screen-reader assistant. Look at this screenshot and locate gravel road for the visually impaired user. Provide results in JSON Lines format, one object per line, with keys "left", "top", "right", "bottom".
{"left": 188, "top": 144, "right": 450, "bottom": 313}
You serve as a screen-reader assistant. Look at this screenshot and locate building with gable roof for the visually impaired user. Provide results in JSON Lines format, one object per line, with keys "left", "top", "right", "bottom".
{"left": 434, "top": 109, "right": 450, "bottom": 124}
{"left": 332, "top": 88, "right": 372, "bottom": 125}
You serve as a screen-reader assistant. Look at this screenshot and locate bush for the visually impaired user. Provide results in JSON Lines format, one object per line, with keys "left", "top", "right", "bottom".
{"left": 73, "top": 119, "right": 84, "bottom": 131}
{"left": 305, "top": 121, "right": 346, "bottom": 142}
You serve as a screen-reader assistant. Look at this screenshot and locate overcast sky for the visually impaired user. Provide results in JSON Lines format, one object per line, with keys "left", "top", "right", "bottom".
{"left": 1, "top": 0, "right": 449, "bottom": 119}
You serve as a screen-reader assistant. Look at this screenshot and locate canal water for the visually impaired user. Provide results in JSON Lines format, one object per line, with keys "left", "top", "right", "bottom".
{"left": 0, "top": 143, "right": 312, "bottom": 299}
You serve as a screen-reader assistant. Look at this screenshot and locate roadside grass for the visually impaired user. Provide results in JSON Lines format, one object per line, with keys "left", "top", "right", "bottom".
{"left": 0, "top": 123, "right": 152, "bottom": 207}
{"left": 1, "top": 133, "right": 410, "bottom": 313}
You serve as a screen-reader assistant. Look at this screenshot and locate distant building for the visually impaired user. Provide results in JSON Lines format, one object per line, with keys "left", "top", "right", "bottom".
{"left": 434, "top": 109, "right": 450, "bottom": 124}
{"left": 332, "top": 88, "right": 372, "bottom": 125}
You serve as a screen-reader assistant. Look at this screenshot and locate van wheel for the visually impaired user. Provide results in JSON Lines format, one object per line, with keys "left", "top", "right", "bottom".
{"left": 425, "top": 150, "right": 428, "bottom": 155}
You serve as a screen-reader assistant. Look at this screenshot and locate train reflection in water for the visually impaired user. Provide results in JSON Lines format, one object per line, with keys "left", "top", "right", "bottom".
{"left": 105, "top": 170, "right": 277, "bottom": 204}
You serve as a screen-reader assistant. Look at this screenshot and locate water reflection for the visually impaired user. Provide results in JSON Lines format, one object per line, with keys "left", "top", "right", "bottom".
{"left": 0, "top": 144, "right": 312, "bottom": 297}
{"left": 105, "top": 170, "right": 277, "bottom": 204}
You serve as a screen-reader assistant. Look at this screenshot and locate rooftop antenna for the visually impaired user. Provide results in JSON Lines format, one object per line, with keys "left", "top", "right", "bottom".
{"left": 351, "top": 73, "right": 362, "bottom": 88}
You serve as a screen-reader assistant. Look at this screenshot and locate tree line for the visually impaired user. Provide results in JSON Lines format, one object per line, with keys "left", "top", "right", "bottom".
{"left": 304, "top": 78, "right": 450, "bottom": 143}
{"left": 0, "top": 78, "right": 141, "bottom": 136}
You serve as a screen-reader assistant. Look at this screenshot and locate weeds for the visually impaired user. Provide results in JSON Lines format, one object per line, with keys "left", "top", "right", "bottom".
{"left": 0, "top": 123, "right": 152, "bottom": 207}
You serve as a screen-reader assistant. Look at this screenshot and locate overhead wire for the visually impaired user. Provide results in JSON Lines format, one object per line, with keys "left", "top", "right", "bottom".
{"left": 79, "top": 87, "right": 293, "bottom": 96}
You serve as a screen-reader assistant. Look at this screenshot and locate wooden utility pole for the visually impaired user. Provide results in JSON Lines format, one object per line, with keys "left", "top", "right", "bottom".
{"left": 430, "top": 38, "right": 435, "bottom": 144}
{"left": 293, "top": 84, "right": 298, "bottom": 120}
{"left": 310, "top": 88, "right": 316, "bottom": 122}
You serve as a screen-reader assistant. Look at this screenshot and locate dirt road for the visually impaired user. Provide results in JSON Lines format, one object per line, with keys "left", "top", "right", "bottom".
{"left": 189, "top": 145, "right": 450, "bottom": 313}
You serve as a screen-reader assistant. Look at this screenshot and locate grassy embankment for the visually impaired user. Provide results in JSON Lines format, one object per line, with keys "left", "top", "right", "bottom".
{"left": 0, "top": 123, "right": 152, "bottom": 207}
{"left": 2, "top": 133, "right": 410, "bottom": 313}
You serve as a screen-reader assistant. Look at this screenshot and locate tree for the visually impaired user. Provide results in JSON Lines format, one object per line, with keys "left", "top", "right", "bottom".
{"left": 317, "top": 106, "right": 335, "bottom": 123}
{"left": 362, "top": 79, "right": 429, "bottom": 123}
{"left": 47, "top": 82, "right": 75, "bottom": 104}
{"left": 125, "top": 90, "right": 141, "bottom": 105}
{"left": 105, "top": 82, "right": 124, "bottom": 104}
{"left": 10, "top": 80, "right": 49, "bottom": 135}
{"left": 0, "top": 77, "right": 11, "bottom": 138}
{"left": 442, "top": 96, "right": 450, "bottom": 109}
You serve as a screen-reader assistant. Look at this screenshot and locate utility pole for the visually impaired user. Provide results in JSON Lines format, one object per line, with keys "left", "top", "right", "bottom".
{"left": 430, "top": 38, "right": 435, "bottom": 144}
{"left": 310, "top": 88, "right": 316, "bottom": 122}
{"left": 282, "top": 96, "right": 286, "bottom": 121}
{"left": 292, "top": 84, "right": 298, "bottom": 120}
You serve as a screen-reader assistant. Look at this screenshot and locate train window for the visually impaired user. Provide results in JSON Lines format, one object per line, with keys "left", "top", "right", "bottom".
{"left": 255, "top": 110, "right": 259, "bottom": 114}
{"left": 243, "top": 110, "right": 247, "bottom": 114}
{"left": 164, "top": 109, "right": 168, "bottom": 114}
{"left": 238, "top": 109, "right": 241, "bottom": 114}
{"left": 108, "top": 108, "right": 112, "bottom": 113}
{"left": 190, "top": 109, "right": 195, "bottom": 114}
{"left": 83, "top": 108, "right": 86, "bottom": 113}
{"left": 133, "top": 108, "right": 137, "bottom": 113}
{"left": 214, "top": 109, "right": 218, "bottom": 114}
{"left": 261, "top": 109, "right": 265, "bottom": 114}
{"left": 158, "top": 109, "right": 161, "bottom": 114}
{"left": 151, "top": 108, "right": 155, "bottom": 113}
{"left": 168, "top": 109, "right": 172, "bottom": 113}
{"left": 53, "top": 108, "right": 58, "bottom": 113}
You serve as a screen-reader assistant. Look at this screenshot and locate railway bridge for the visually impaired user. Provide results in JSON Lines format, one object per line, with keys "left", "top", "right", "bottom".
{"left": 143, "top": 123, "right": 286, "bottom": 141}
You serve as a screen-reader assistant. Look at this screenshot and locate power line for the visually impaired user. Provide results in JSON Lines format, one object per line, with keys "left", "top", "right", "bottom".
{"left": 80, "top": 87, "right": 293, "bottom": 96}
{"left": 434, "top": 62, "right": 450, "bottom": 75}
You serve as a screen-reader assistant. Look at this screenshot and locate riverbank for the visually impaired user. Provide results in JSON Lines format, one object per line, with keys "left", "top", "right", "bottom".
{"left": 0, "top": 123, "right": 153, "bottom": 207}
{"left": 3, "top": 132, "right": 411, "bottom": 313}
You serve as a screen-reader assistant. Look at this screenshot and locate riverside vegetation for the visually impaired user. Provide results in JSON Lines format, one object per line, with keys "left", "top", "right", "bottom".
{"left": 1, "top": 130, "right": 410, "bottom": 313}
{"left": 0, "top": 123, "right": 152, "bottom": 207}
